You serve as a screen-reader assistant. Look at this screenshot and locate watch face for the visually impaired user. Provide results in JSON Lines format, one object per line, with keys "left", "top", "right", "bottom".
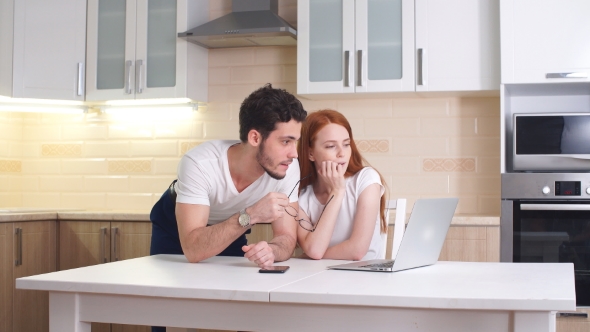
{"left": 239, "top": 212, "right": 250, "bottom": 227}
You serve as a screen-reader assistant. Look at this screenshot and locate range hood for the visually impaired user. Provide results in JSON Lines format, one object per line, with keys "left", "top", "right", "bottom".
{"left": 178, "top": 0, "right": 296, "bottom": 49}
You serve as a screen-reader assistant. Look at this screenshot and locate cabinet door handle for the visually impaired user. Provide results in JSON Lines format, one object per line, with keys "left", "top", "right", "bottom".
{"left": 417, "top": 48, "right": 424, "bottom": 86}
{"left": 557, "top": 312, "right": 588, "bottom": 318}
{"left": 100, "top": 227, "right": 108, "bottom": 263}
{"left": 124, "top": 60, "right": 133, "bottom": 94}
{"left": 136, "top": 60, "right": 143, "bottom": 94}
{"left": 77, "top": 63, "right": 85, "bottom": 96}
{"left": 357, "top": 50, "right": 363, "bottom": 87}
{"left": 344, "top": 51, "right": 351, "bottom": 87}
{"left": 15, "top": 227, "right": 22, "bottom": 266}
{"left": 546, "top": 72, "right": 588, "bottom": 79}
{"left": 112, "top": 227, "right": 119, "bottom": 262}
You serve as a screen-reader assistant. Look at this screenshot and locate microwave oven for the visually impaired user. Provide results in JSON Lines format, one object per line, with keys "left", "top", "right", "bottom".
{"left": 513, "top": 113, "right": 590, "bottom": 171}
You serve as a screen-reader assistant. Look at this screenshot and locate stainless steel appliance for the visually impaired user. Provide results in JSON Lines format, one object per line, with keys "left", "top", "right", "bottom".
{"left": 178, "top": 0, "right": 296, "bottom": 49}
{"left": 513, "top": 113, "right": 590, "bottom": 171}
{"left": 501, "top": 83, "right": 590, "bottom": 310}
{"left": 502, "top": 173, "right": 590, "bottom": 306}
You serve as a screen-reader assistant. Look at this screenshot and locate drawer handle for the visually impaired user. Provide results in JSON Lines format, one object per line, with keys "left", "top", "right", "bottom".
{"left": 100, "top": 227, "right": 108, "bottom": 263}
{"left": 557, "top": 312, "right": 588, "bottom": 318}
{"left": 112, "top": 227, "right": 119, "bottom": 262}
{"left": 15, "top": 227, "right": 22, "bottom": 266}
{"left": 546, "top": 72, "right": 587, "bottom": 79}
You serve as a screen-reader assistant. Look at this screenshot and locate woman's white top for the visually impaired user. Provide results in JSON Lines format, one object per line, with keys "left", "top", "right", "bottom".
{"left": 298, "top": 167, "right": 385, "bottom": 260}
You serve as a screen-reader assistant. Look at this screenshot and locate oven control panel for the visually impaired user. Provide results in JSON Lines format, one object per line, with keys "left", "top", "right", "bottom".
{"left": 554, "top": 181, "right": 581, "bottom": 196}
{"left": 502, "top": 173, "right": 590, "bottom": 199}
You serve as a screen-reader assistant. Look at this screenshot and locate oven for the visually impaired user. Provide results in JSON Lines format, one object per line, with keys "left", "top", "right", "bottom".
{"left": 501, "top": 83, "right": 590, "bottom": 313}
{"left": 502, "top": 173, "right": 590, "bottom": 306}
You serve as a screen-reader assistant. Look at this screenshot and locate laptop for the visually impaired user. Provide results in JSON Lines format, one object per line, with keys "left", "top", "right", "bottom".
{"left": 328, "top": 197, "right": 459, "bottom": 272}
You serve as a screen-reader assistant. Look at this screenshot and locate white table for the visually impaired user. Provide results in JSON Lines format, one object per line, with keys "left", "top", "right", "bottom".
{"left": 16, "top": 255, "right": 576, "bottom": 332}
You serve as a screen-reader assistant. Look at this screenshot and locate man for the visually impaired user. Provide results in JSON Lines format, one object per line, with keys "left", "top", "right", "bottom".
{"left": 150, "top": 83, "right": 307, "bottom": 269}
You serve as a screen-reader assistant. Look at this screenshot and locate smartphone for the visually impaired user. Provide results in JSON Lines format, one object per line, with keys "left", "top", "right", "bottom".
{"left": 259, "top": 266, "right": 290, "bottom": 273}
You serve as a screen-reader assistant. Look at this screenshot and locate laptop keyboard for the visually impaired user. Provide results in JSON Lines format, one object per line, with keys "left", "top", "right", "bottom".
{"left": 360, "top": 261, "right": 394, "bottom": 269}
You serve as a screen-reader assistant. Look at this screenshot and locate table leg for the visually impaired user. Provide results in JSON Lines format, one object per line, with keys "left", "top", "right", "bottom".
{"left": 514, "top": 311, "right": 556, "bottom": 332}
{"left": 49, "top": 292, "right": 91, "bottom": 332}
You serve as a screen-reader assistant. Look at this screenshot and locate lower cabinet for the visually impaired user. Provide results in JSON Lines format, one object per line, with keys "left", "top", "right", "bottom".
{"left": 438, "top": 225, "right": 500, "bottom": 262}
{"left": 0, "top": 220, "right": 57, "bottom": 332}
{"left": 557, "top": 308, "right": 590, "bottom": 332}
{"left": 59, "top": 220, "right": 152, "bottom": 332}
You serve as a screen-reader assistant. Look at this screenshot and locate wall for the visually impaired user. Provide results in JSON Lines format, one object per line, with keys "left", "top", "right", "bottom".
{"left": 0, "top": 111, "right": 22, "bottom": 206}
{"left": 0, "top": 0, "right": 500, "bottom": 215}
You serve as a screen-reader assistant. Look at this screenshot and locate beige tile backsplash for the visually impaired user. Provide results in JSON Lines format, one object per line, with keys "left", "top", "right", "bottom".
{"left": 0, "top": 1, "right": 500, "bottom": 214}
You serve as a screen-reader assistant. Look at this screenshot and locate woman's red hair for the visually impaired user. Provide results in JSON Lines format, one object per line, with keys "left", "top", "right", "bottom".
{"left": 297, "top": 109, "right": 388, "bottom": 233}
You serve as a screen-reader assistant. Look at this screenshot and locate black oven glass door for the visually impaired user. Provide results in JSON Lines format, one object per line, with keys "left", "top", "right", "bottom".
{"left": 514, "top": 200, "right": 590, "bottom": 306}
{"left": 515, "top": 114, "right": 590, "bottom": 155}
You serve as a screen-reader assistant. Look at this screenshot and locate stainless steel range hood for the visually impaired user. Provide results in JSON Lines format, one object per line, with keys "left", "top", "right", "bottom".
{"left": 178, "top": 0, "right": 296, "bottom": 49}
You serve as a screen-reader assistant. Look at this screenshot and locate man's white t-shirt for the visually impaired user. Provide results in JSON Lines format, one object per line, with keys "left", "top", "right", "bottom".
{"left": 298, "top": 167, "right": 385, "bottom": 260}
{"left": 175, "top": 140, "right": 301, "bottom": 225}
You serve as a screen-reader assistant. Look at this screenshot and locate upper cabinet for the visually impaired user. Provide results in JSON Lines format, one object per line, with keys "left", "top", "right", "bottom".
{"left": 0, "top": 0, "right": 86, "bottom": 101}
{"left": 85, "top": 0, "right": 209, "bottom": 102}
{"left": 415, "top": 0, "right": 500, "bottom": 92}
{"left": 501, "top": 0, "right": 590, "bottom": 84}
{"left": 297, "top": 0, "right": 415, "bottom": 94}
{"left": 297, "top": 0, "right": 500, "bottom": 96}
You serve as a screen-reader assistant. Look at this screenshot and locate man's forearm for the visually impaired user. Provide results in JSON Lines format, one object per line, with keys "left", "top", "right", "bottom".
{"left": 268, "top": 234, "right": 296, "bottom": 262}
{"left": 182, "top": 215, "right": 246, "bottom": 263}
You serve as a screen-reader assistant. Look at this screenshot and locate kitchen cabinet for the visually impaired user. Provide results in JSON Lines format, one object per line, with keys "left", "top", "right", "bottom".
{"left": 500, "top": 0, "right": 590, "bottom": 84}
{"left": 0, "top": 0, "right": 86, "bottom": 100}
{"left": 85, "top": 0, "right": 209, "bottom": 102}
{"left": 386, "top": 223, "right": 500, "bottom": 262}
{"left": 297, "top": 0, "right": 499, "bottom": 96}
{"left": 59, "top": 220, "right": 152, "bottom": 332}
{"left": 0, "top": 223, "right": 11, "bottom": 332}
{"left": 415, "top": 0, "right": 500, "bottom": 92}
{"left": 0, "top": 221, "right": 56, "bottom": 332}
{"left": 438, "top": 225, "right": 499, "bottom": 262}
{"left": 297, "top": 0, "right": 414, "bottom": 95}
{"left": 557, "top": 308, "right": 590, "bottom": 332}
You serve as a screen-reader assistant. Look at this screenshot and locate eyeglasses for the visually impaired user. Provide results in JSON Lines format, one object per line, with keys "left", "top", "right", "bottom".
{"left": 284, "top": 174, "right": 334, "bottom": 232}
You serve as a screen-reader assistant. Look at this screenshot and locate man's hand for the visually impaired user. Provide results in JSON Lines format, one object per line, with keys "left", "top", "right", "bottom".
{"left": 248, "top": 192, "right": 289, "bottom": 225}
{"left": 242, "top": 241, "right": 275, "bottom": 268}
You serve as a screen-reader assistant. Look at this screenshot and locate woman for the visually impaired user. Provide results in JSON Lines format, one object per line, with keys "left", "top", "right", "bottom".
{"left": 295, "top": 109, "right": 387, "bottom": 260}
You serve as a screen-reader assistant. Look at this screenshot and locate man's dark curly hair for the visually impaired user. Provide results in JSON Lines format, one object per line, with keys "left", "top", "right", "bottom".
{"left": 239, "top": 83, "right": 307, "bottom": 142}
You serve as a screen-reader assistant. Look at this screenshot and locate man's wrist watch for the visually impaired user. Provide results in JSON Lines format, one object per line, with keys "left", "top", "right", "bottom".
{"left": 238, "top": 208, "right": 251, "bottom": 228}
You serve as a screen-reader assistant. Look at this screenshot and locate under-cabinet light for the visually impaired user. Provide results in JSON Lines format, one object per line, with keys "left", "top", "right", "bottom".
{"left": 0, "top": 95, "right": 87, "bottom": 114}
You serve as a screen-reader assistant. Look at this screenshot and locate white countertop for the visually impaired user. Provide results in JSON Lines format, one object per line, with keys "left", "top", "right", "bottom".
{"left": 16, "top": 255, "right": 342, "bottom": 302}
{"left": 271, "top": 261, "right": 576, "bottom": 311}
{"left": 17, "top": 255, "right": 575, "bottom": 312}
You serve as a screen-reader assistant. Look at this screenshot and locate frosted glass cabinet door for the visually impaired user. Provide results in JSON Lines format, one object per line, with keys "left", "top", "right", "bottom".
{"left": 135, "top": 0, "right": 187, "bottom": 99}
{"left": 297, "top": 0, "right": 414, "bottom": 95}
{"left": 86, "top": 0, "right": 137, "bottom": 101}
{"left": 298, "top": 0, "right": 355, "bottom": 94}
{"left": 355, "top": 0, "right": 415, "bottom": 93}
{"left": 501, "top": 0, "right": 590, "bottom": 83}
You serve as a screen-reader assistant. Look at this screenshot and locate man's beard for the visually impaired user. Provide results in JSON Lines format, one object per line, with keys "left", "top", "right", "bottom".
{"left": 256, "top": 140, "right": 287, "bottom": 180}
